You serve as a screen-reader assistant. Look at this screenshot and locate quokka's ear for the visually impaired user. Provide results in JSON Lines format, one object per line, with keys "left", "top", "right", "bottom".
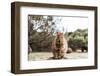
{"left": 60, "top": 33, "right": 64, "bottom": 35}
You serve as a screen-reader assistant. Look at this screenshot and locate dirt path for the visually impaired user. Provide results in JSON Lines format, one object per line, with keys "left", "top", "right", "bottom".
{"left": 28, "top": 52, "right": 88, "bottom": 61}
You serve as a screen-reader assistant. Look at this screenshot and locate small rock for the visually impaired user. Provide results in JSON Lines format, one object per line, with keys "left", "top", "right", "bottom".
{"left": 67, "top": 48, "right": 72, "bottom": 53}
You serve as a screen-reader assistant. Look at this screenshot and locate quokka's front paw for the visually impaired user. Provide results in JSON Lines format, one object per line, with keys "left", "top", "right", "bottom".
{"left": 52, "top": 57, "right": 58, "bottom": 59}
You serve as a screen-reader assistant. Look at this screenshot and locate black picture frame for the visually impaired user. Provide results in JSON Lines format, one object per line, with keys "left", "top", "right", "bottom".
{"left": 11, "top": 1, "right": 98, "bottom": 74}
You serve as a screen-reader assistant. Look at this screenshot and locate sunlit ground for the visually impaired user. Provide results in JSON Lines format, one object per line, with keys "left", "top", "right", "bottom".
{"left": 28, "top": 52, "right": 88, "bottom": 61}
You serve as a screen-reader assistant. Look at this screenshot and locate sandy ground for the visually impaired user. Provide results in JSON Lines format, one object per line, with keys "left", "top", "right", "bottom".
{"left": 28, "top": 52, "right": 88, "bottom": 61}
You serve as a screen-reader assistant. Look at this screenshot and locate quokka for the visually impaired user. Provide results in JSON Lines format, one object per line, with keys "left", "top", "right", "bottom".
{"left": 51, "top": 32, "right": 68, "bottom": 59}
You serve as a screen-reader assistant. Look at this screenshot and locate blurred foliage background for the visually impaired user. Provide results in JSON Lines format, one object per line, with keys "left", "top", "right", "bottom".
{"left": 67, "top": 29, "right": 88, "bottom": 52}
{"left": 28, "top": 15, "right": 88, "bottom": 52}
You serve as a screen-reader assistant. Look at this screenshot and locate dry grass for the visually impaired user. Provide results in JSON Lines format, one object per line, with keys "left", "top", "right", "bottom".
{"left": 28, "top": 52, "right": 88, "bottom": 61}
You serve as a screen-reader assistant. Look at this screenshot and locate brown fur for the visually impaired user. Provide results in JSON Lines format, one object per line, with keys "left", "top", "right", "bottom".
{"left": 51, "top": 33, "right": 68, "bottom": 59}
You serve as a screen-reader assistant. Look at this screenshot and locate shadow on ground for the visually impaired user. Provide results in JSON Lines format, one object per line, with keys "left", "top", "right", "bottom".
{"left": 47, "top": 57, "right": 68, "bottom": 60}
